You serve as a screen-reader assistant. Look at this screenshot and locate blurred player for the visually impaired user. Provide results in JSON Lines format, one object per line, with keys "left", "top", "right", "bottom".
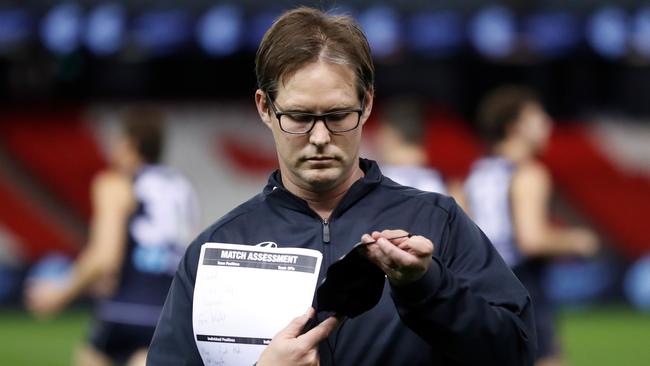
{"left": 375, "top": 96, "right": 447, "bottom": 194}
{"left": 464, "top": 86, "right": 599, "bottom": 366}
{"left": 25, "top": 107, "right": 200, "bottom": 366}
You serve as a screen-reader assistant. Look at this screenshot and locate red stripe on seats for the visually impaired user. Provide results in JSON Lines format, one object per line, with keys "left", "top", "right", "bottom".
{"left": 0, "top": 109, "right": 106, "bottom": 220}
{"left": 424, "top": 106, "right": 484, "bottom": 179}
{"left": 0, "top": 172, "right": 77, "bottom": 261}
{"left": 543, "top": 124, "right": 650, "bottom": 258}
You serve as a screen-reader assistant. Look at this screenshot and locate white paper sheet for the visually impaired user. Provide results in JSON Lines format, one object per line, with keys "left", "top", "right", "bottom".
{"left": 192, "top": 242, "right": 322, "bottom": 366}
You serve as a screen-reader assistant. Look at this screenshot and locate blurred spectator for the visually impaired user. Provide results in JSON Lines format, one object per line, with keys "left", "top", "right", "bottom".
{"left": 464, "top": 85, "right": 600, "bottom": 366}
{"left": 24, "top": 107, "right": 200, "bottom": 366}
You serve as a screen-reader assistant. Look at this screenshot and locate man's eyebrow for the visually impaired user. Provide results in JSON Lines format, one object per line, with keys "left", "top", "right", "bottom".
{"left": 282, "top": 104, "right": 359, "bottom": 114}
{"left": 325, "top": 105, "right": 359, "bottom": 112}
{"left": 280, "top": 106, "right": 312, "bottom": 113}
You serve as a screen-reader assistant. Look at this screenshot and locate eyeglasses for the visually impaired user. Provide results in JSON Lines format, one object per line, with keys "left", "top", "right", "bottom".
{"left": 266, "top": 94, "right": 365, "bottom": 134}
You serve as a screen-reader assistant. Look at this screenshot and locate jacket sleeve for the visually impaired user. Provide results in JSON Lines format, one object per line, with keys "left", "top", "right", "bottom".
{"left": 147, "top": 240, "right": 204, "bottom": 366}
{"left": 390, "top": 202, "right": 536, "bottom": 365}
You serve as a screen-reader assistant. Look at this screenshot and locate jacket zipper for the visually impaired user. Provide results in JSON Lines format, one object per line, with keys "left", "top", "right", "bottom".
{"left": 322, "top": 218, "right": 330, "bottom": 243}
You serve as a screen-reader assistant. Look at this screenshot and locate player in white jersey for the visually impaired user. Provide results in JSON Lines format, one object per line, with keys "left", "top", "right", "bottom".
{"left": 465, "top": 86, "right": 598, "bottom": 366}
{"left": 25, "top": 107, "right": 200, "bottom": 366}
{"left": 376, "top": 96, "right": 448, "bottom": 195}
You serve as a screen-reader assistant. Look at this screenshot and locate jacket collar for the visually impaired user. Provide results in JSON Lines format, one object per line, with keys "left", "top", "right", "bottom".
{"left": 263, "top": 158, "right": 383, "bottom": 219}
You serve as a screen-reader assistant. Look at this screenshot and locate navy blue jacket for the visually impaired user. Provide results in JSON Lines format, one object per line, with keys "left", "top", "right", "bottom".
{"left": 148, "top": 159, "right": 536, "bottom": 365}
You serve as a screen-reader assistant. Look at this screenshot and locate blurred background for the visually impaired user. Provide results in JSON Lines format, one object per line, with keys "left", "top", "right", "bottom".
{"left": 0, "top": 0, "right": 649, "bottom": 365}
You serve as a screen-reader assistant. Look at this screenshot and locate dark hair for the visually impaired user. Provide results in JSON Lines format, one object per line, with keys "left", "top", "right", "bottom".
{"left": 477, "top": 85, "right": 540, "bottom": 146}
{"left": 255, "top": 7, "right": 374, "bottom": 101}
{"left": 381, "top": 96, "right": 426, "bottom": 144}
{"left": 121, "top": 107, "right": 165, "bottom": 164}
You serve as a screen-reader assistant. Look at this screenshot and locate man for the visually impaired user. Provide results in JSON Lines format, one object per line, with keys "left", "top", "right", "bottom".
{"left": 26, "top": 108, "right": 200, "bottom": 366}
{"left": 376, "top": 96, "right": 447, "bottom": 194}
{"left": 465, "top": 86, "right": 599, "bottom": 366}
{"left": 149, "top": 7, "right": 535, "bottom": 366}
{"left": 375, "top": 96, "right": 469, "bottom": 207}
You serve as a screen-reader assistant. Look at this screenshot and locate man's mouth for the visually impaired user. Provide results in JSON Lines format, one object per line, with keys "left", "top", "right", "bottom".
{"left": 307, "top": 156, "right": 334, "bottom": 161}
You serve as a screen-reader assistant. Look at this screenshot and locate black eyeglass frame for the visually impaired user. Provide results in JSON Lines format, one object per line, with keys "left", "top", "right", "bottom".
{"left": 265, "top": 93, "right": 366, "bottom": 134}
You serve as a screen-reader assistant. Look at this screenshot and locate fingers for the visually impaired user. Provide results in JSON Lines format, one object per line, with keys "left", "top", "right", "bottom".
{"left": 380, "top": 229, "right": 409, "bottom": 239}
{"left": 359, "top": 237, "right": 415, "bottom": 278}
{"left": 365, "top": 235, "right": 433, "bottom": 262}
{"left": 361, "top": 231, "right": 411, "bottom": 266}
{"left": 364, "top": 230, "right": 411, "bottom": 247}
{"left": 278, "top": 308, "right": 315, "bottom": 338}
{"left": 372, "top": 237, "right": 414, "bottom": 265}
{"left": 298, "top": 315, "right": 341, "bottom": 348}
{"left": 360, "top": 230, "right": 435, "bottom": 286}
{"left": 396, "top": 236, "right": 434, "bottom": 256}
{"left": 369, "top": 229, "right": 409, "bottom": 242}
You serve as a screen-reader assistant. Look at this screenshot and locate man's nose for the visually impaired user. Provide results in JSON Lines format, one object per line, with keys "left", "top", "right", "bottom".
{"left": 309, "top": 119, "right": 331, "bottom": 146}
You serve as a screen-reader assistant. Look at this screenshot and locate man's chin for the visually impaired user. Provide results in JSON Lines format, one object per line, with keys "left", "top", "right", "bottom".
{"left": 300, "top": 168, "right": 342, "bottom": 191}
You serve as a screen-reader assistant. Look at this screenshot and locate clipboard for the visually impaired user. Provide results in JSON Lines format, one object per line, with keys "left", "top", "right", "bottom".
{"left": 192, "top": 242, "right": 322, "bottom": 366}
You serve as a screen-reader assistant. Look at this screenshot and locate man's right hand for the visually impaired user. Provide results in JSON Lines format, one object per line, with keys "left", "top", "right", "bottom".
{"left": 24, "top": 279, "right": 70, "bottom": 319}
{"left": 257, "top": 308, "right": 340, "bottom": 366}
{"left": 569, "top": 228, "right": 600, "bottom": 257}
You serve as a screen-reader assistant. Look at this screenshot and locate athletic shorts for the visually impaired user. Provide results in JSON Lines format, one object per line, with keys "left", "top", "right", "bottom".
{"left": 533, "top": 298, "right": 559, "bottom": 360}
{"left": 88, "top": 319, "right": 156, "bottom": 364}
{"left": 513, "top": 262, "right": 559, "bottom": 360}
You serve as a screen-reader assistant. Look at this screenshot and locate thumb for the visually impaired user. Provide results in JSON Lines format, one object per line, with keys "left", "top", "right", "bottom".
{"left": 297, "top": 314, "right": 341, "bottom": 348}
{"left": 276, "top": 307, "right": 315, "bottom": 339}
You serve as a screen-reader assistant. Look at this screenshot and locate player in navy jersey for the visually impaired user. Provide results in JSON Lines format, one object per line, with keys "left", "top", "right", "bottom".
{"left": 25, "top": 107, "right": 200, "bottom": 366}
{"left": 465, "top": 86, "right": 599, "bottom": 366}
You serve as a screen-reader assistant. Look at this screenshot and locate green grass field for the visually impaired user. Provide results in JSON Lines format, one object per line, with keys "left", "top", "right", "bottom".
{"left": 0, "top": 305, "right": 649, "bottom": 365}
{"left": 0, "top": 309, "right": 90, "bottom": 366}
{"left": 559, "top": 306, "right": 650, "bottom": 366}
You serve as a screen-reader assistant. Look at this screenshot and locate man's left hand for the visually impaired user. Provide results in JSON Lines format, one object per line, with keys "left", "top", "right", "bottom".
{"left": 360, "top": 229, "right": 434, "bottom": 287}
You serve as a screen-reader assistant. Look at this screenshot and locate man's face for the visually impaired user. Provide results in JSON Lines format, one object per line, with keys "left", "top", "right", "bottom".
{"left": 256, "top": 61, "right": 372, "bottom": 192}
{"left": 110, "top": 135, "right": 140, "bottom": 174}
{"left": 515, "top": 102, "right": 552, "bottom": 153}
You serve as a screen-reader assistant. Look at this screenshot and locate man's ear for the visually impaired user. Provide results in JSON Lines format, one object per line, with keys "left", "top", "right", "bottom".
{"left": 359, "top": 88, "right": 374, "bottom": 127}
{"left": 506, "top": 117, "right": 524, "bottom": 140}
{"left": 255, "top": 89, "right": 273, "bottom": 129}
